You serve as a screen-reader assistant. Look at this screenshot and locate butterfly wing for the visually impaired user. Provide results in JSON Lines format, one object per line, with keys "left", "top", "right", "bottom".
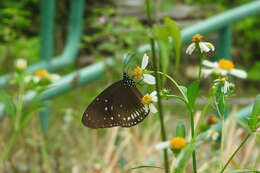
{"left": 82, "top": 80, "right": 149, "bottom": 128}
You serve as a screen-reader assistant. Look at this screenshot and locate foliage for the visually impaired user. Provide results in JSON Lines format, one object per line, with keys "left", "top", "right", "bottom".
{"left": 81, "top": 7, "right": 148, "bottom": 58}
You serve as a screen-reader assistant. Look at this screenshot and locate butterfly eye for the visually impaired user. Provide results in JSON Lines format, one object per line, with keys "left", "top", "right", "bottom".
{"left": 82, "top": 72, "right": 150, "bottom": 128}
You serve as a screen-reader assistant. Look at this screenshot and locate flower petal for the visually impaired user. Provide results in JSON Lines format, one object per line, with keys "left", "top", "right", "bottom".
{"left": 201, "top": 68, "right": 213, "bottom": 78}
{"left": 144, "top": 104, "right": 149, "bottom": 113}
{"left": 204, "top": 42, "right": 215, "bottom": 51}
{"left": 141, "top": 53, "right": 149, "bottom": 69}
{"left": 143, "top": 74, "right": 155, "bottom": 85}
{"left": 150, "top": 91, "right": 158, "bottom": 102}
{"left": 155, "top": 141, "right": 170, "bottom": 150}
{"left": 230, "top": 68, "right": 247, "bottom": 79}
{"left": 218, "top": 69, "right": 228, "bottom": 76}
{"left": 202, "top": 60, "right": 218, "bottom": 68}
{"left": 186, "top": 43, "right": 195, "bottom": 55}
{"left": 199, "top": 42, "right": 210, "bottom": 53}
{"left": 149, "top": 103, "right": 158, "bottom": 113}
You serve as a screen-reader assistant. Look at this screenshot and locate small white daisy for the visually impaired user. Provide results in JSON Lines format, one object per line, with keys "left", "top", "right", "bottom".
{"left": 14, "top": 58, "right": 27, "bottom": 71}
{"left": 155, "top": 137, "right": 186, "bottom": 150}
{"left": 186, "top": 34, "right": 215, "bottom": 55}
{"left": 141, "top": 91, "right": 158, "bottom": 113}
{"left": 207, "top": 129, "right": 219, "bottom": 141}
{"left": 202, "top": 59, "right": 247, "bottom": 79}
{"left": 134, "top": 54, "right": 155, "bottom": 85}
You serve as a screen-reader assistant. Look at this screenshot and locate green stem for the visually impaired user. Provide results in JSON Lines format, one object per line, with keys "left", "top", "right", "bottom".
{"left": 195, "top": 96, "right": 212, "bottom": 132}
{"left": 0, "top": 131, "right": 19, "bottom": 164}
{"left": 221, "top": 116, "right": 225, "bottom": 169}
{"left": 154, "top": 71, "right": 188, "bottom": 102}
{"left": 145, "top": 1, "right": 169, "bottom": 172}
{"left": 189, "top": 108, "right": 197, "bottom": 173}
{"left": 14, "top": 79, "right": 25, "bottom": 131}
{"left": 220, "top": 133, "right": 251, "bottom": 173}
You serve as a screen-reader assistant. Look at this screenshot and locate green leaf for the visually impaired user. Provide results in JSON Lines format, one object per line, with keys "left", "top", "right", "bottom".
{"left": 0, "top": 90, "right": 16, "bottom": 119}
{"left": 176, "top": 120, "right": 186, "bottom": 138}
{"left": 129, "top": 165, "right": 163, "bottom": 171}
{"left": 164, "top": 17, "right": 182, "bottom": 73}
{"left": 152, "top": 25, "right": 171, "bottom": 85}
{"left": 179, "top": 86, "right": 187, "bottom": 97}
{"left": 172, "top": 141, "right": 196, "bottom": 173}
{"left": 187, "top": 80, "right": 199, "bottom": 108}
{"left": 229, "top": 169, "right": 260, "bottom": 173}
{"left": 248, "top": 94, "right": 260, "bottom": 131}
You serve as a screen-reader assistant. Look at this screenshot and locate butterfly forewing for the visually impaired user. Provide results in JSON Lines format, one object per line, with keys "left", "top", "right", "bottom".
{"left": 82, "top": 79, "right": 149, "bottom": 128}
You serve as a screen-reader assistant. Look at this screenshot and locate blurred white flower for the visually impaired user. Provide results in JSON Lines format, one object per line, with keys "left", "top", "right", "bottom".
{"left": 155, "top": 137, "right": 186, "bottom": 150}
{"left": 213, "top": 77, "right": 230, "bottom": 94}
{"left": 186, "top": 34, "right": 215, "bottom": 55}
{"left": 207, "top": 129, "right": 219, "bottom": 141}
{"left": 202, "top": 59, "right": 247, "bottom": 79}
{"left": 24, "top": 75, "right": 40, "bottom": 84}
{"left": 134, "top": 54, "right": 155, "bottom": 85}
{"left": 50, "top": 74, "right": 61, "bottom": 82}
{"left": 14, "top": 58, "right": 27, "bottom": 71}
{"left": 141, "top": 91, "right": 158, "bottom": 113}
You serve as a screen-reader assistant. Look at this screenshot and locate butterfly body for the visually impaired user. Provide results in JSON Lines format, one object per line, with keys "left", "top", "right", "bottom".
{"left": 82, "top": 72, "right": 149, "bottom": 128}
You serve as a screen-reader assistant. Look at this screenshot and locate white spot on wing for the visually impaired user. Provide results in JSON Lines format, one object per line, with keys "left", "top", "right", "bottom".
{"left": 105, "top": 107, "right": 108, "bottom": 111}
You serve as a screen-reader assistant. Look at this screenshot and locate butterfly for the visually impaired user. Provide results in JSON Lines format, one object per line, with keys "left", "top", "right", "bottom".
{"left": 82, "top": 72, "right": 150, "bottom": 128}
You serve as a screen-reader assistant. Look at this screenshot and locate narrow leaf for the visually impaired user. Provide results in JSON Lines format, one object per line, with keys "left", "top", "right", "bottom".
{"left": 164, "top": 17, "right": 182, "bottom": 72}
{"left": 129, "top": 165, "right": 163, "bottom": 171}
{"left": 187, "top": 80, "right": 199, "bottom": 108}
{"left": 0, "top": 90, "right": 16, "bottom": 119}
{"left": 248, "top": 94, "right": 260, "bottom": 131}
{"left": 152, "top": 25, "right": 171, "bottom": 85}
{"left": 230, "top": 169, "right": 260, "bottom": 173}
{"left": 172, "top": 142, "right": 196, "bottom": 173}
{"left": 176, "top": 120, "right": 186, "bottom": 138}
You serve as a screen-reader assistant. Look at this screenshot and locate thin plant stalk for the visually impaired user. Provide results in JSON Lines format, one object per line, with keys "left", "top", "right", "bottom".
{"left": 145, "top": 0, "right": 169, "bottom": 172}
{"left": 0, "top": 78, "right": 24, "bottom": 164}
{"left": 0, "top": 131, "right": 19, "bottom": 164}
{"left": 220, "top": 133, "right": 251, "bottom": 173}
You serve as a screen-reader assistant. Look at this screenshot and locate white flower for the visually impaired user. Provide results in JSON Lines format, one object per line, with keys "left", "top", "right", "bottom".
{"left": 134, "top": 54, "right": 155, "bottom": 85}
{"left": 155, "top": 141, "right": 171, "bottom": 150}
{"left": 14, "top": 58, "right": 27, "bottom": 71}
{"left": 24, "top": 75, "right": 40, "bottom": 84}
{"left": 202, "top": 59, "right": 247, "bottom": 79}
{"left": 141, "top": 91, "right": 158, "bottom": 113}
{"left": 50, "top": 74, "right": 61, "bottom": 82}
{"left": 155, "top": 137, "right": 186, "bottom": 150}
{"left": 186, "top": 42, "right": 215, "bottom": 55}
{"left": 186, "top": 34, "right": 215, "bottom": 55}
{"left": 213, "top": 77, "right": 230, "bottom": 94}
{"left": 207, "top": 129, "right": 219, "bottom": 141}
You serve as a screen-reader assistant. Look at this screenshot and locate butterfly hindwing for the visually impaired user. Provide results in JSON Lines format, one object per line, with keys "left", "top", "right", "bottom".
{"left": 82, "top": 79, "right": 149, "bottom": 128}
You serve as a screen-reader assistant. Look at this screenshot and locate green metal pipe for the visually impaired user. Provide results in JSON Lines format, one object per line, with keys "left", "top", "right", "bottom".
{"left": 216, "top": 25, "right": 232, "bottom": 60}
{"left": 40, "top": 0, "right": 55, "bottom": 62}
{"left": 39, "top": 0, "right": 55, "bottom": 132}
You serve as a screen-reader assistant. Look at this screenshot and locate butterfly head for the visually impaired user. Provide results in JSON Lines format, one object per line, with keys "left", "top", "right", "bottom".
{"left": 123, "top": 72, "right": 135, "bottom": 87}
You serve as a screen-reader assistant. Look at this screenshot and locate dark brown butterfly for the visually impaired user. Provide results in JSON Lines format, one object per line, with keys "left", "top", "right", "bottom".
{"left": 82, "top": 72, "right": 150, "bottom": 128}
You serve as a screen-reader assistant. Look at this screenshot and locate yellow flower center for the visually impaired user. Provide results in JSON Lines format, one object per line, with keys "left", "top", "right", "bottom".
{"left": 170, "top": 137, "right": 186, "bottom": 150}
{"left": 192, "top": 34, "right": 203, "bottom": 43}
{"left": 141, "top": 95, "right": 152, "bottom": 105}
{"left": 35, "top": 69, "right": 50, "bottom": 79}
{"left": 210, "top": 130, "right": 217, "bottom": 136}
{"left": 134, "top": 66, "right": 143, "bottom": 79}
{"left": 208, "top": 115, "right": 218, "bottom": 125}
{"left": 218, "top": 59, "right": 234, "bottom": 71}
